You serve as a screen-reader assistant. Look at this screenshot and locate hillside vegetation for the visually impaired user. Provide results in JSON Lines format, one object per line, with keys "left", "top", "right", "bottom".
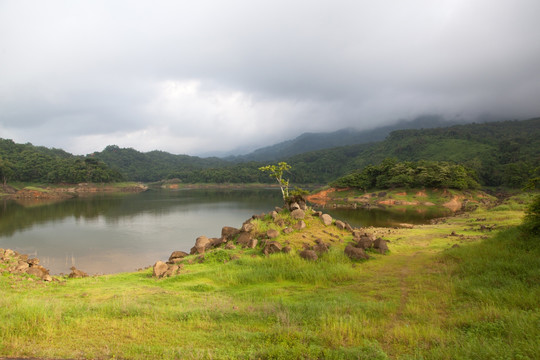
{"left": 2, "top": 117, "right": 540, "bottom": 187}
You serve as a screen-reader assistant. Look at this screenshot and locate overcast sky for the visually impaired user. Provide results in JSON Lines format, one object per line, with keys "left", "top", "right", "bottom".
{"left": 1, "top": 0, "right": 540, "bottom": 156}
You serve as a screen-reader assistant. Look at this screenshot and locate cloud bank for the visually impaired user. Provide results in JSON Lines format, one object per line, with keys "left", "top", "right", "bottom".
{"left": 1, "top": 0, "right": 539, "bottom": 155}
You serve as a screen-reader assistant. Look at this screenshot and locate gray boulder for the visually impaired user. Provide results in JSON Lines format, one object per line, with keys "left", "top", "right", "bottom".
{"left": 291, "top": 209, "right": 305, "bottom": 220}
{"left": 373, "top": 238, "right": 389, "bottom": 254}
{"left": 168, "top": 251, "right": 188, "bottom": 262}
{"left": 190, "top": 236, "right": 212, "bottom": 254}
{"left": 221, "top": 226, "right": 240, "bottom": 240}
{"left": 267, "top": 229, "right": 280, "bottom": 239}
{"left": 321, "top": 214, "right": 333, "bottom": 226}
{"left": 263, "top": 241, "right": 282, "bottom": 255}
{"left": 299, "top": 250, "right": 318, "bottom": 261}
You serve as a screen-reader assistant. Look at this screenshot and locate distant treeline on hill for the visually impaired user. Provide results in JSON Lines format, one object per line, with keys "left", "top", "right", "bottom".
{"left": 0, "top": 139, "right": 123, "bottom": 184}
{"left": 330, "top": 159, "right": 480, "bottom": 190}
{"left": 1, "top": 117, "right": 539, "bottom": 188}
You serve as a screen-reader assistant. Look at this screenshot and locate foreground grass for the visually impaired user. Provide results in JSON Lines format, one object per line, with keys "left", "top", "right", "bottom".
{"left": 1, "top": 196, "right": 539, "bottom": 359}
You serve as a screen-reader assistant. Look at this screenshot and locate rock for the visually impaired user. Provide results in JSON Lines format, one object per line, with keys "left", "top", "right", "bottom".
{"left": 313, "top": 240, "right": 330, "bottom": 254}
{"left": 271, "top": 211, "right": 279, "bottom": 220}
{"left": 27, "top": 258, "right": 40, "bottom": 266}
{"left": 266, "top": 229, "right": 279, "bottom": 239}
{"left": 356, "top": 236, "right": 374, "bottom": 249}
{"left": 320, "top": 214, "right": 333, "bottom": 226}
{"left": 352, "top": 229, "right": 363, "bottom": 238}
{"left": 248, "top": 238, "right": 258, "bottom": 249}
{"left": 190, "top": 236, "right": 212, "bottom": 254}
{"left": 335, "top": 220, "right": 346, "bottom": 230}
{"left": 275, "top": 219, "right": 285, "bottom": 227}
{"left": 344, "top": 222, "right": 353, "bottom": 232}
{"left": 69, "top": 266, "right": 89, "bottom": 279}
{"left": 263, "top": 241, "right": 282, "bottom": 255}
{"left": 241, "top": 221, "right": 254, "bottom": 232}
{"left": 291, "top": 209, "right": 305, "bottom": 220}
{"left": 168, "top": 251, "right": 189, "bottom": 262}
{"left": 4, "top": 249, "right": 15, "bottom": 258}
{"left": 373, "top": 238, "right": 389, "bottom": 254}
{"left": 26, "top": 266, "right": 48, "bottom": 279}
{"left": 283, "top": 227, "right": 293, "bottom": 234}
{"left": 15, "top": 261, "right": 29, "bottom": 272}
{"left": 221, "top": 226, "right": 240, "bottom": 240}
{"left": 344, "top": 245, "right": 369, "bottom": 260}
{"left": 275, "top": 206, "right": 283, "bottom": 213}
{"left": 289, "top": 202, "right": 300, "bottom": 211}
{"left": 237, "top": 232, "right": 253, "bottom": 247}
{"left": 210, "top": 237, "right": 225, "bottom": 247}
{"left": 299, "top": 201, "right": 307, "bottom": 211}
{"left": 293, "top": 220, "right": 306, "bottom": 230}
{"left": 225, "top": 242, "right": 237, "bottom": 250}
{"left": 299, "top": 250, "right": 318, "bottom": 261}
{"left": 282, "top": 246, "right": 292, "bottom": 254}
{"left": 313, "top": 211, "right": 323, "bottom": 217}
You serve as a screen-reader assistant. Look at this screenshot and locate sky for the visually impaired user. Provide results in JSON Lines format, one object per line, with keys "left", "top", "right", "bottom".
{"left": 1, "top": 0, "right": 540, "bottom": 156}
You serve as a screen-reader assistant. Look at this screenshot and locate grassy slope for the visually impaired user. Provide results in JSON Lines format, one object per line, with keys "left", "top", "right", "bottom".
{"left": 0, "top": 195, "right": 539, "bottom": 359}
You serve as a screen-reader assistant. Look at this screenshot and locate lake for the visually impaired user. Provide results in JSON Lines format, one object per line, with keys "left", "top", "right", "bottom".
{"left": 0, "top": 188, "right": 441, "bottom": 275}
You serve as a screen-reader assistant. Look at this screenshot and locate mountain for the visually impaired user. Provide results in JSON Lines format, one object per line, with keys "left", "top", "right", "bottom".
{"left": 91, "top": 146, "right": 230, "bottom": 182}
{"left": 228, "top": 115, "right": 466, "bottom": 162}
{"left": 285, "top": 117, "right": 540, "bottom": 187}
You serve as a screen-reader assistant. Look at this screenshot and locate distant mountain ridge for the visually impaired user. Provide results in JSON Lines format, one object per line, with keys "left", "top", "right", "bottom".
{"left": 228, "top": 115, "right": 466, "bottom": 162}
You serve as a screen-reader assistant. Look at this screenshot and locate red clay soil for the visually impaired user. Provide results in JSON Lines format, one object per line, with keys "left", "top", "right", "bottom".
{"left": 305, "top": 188, "right": 337, "bottom": 206}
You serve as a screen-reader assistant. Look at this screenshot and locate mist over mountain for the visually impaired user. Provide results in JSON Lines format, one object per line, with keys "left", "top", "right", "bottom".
{"left": 226, "top": 115, "right": 467, "bottom": 162}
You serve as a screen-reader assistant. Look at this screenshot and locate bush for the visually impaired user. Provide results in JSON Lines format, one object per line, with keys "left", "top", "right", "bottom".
{"left": 522, "top": 195, "right": 540, "bottom": 235}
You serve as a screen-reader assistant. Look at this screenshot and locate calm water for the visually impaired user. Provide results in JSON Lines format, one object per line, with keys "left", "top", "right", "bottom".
{"left": 0, "top": 189, "right": 443, "bottom": 274}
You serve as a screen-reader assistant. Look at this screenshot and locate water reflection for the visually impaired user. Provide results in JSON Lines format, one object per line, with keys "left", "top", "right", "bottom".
{"left": 0, "top": 189, "right": 445, "bottom": 275}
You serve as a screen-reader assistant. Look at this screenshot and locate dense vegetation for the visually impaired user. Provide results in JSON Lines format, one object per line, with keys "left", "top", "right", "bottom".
{"left": 330, "top": 159, "right": 480, "bottom": 190}
{"left": 0, "top": 139, "right": 122, "bottom": 184}
{"left": 2, "top": 117, "right": 540, "bottom": 187}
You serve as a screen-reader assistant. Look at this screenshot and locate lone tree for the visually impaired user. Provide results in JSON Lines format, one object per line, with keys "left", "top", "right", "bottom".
{"left": 259, "top": 162, "right": 291, "bottom": 201}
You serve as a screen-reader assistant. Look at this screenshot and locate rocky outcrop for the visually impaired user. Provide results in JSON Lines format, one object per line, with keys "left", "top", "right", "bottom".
{"left": 263, "top": 241, "right": 282, "bottom": 255}
{"left": 190, "top": 236, "right": 213, "bottom": 254}
{"left": 373, "top": 238, "right": 389, "bottom": 254}
{"left": 153, "top": 260, "right": 182, "bottom": 279}
{"left": 0, "top": 248, "right": 52, "bottom": 282}
{"left": 299, "top": 249, "right": 318, "bottom": 261}
{"left": 221, "top": 226, "right": 240, "bottom": 241}
{"left": 169, "top": 251, "right": 189, "bottom": 263}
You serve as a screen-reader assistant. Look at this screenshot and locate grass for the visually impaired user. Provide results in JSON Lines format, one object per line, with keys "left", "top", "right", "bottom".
{"left": 0, "top": 193, "right": 539, "bottom": 359}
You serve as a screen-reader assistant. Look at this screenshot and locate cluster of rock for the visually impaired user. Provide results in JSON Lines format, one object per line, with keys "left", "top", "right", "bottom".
{"left": 0, "top": 248, "right": 52, "bottom": 282}
{"left": 152, "top": 199, "right": 390, "bottom": 278}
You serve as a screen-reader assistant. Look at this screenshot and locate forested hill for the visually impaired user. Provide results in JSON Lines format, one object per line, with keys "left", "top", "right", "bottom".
{"left": 229, "top": 115, "right": 463, "bottom": 162}
{"left": 0, "top": 139, "right": 122, "bottom": 184}
{"left": 286, "top": 117, "right": 540, "bottom": 187}
{"left": 2, "top": 117, "right": 539, "bottom": 187}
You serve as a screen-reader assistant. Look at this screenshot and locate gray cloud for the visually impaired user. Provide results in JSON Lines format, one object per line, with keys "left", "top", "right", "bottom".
{"left": 1, "top": 0, "right": 540, "bottom": 155}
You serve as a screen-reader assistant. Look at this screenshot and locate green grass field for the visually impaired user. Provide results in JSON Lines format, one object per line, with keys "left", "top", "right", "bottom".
{"left": 0, "top": 193, "right": 539, "bottom": 359}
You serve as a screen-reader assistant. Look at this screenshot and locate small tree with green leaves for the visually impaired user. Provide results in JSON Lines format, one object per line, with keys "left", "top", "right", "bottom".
{"left": 259, "top": 162, "right": 291, "bottom": 201}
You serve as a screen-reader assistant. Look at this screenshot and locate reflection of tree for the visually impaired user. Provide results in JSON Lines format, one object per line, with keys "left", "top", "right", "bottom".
{"left": 0, "top": 189, "right": 279, "bottom": 238}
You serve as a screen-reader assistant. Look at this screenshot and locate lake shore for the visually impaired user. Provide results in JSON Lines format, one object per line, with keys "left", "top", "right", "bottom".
{"left": 1, "top": 192, "right": 538, "bottom": 359}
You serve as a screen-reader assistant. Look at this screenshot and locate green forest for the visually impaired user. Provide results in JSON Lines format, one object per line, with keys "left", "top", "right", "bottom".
{"left": 1, "top": 117, "right": 539, "bottom": 188}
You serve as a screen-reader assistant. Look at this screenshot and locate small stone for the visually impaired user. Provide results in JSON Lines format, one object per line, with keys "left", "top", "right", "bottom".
{"left": 267, "top": 229, "right": 279, "bottom": 239}
{"left": 291, "top": 209, "right": 305, "bottom": 220}
{"left": 293, "top": 220, "right": 306, "bottom": 230}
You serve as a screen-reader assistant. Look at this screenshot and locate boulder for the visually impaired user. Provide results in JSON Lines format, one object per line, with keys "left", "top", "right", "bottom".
{"left": 190, "top": 236, "right": 212, "bottom": 254}
{"left": 320, "top": 214, "right": 333, "bottom": 226}
{"left": 299, "top": 250, "right": 318, "bottom": 261}
{"left": 344, "top": 222, "right": 353, "bottom": 232}
{"left": 275, "top": 219, "right": 285, "bottom": 227}
{"left": 275, "top": 206, "right": 283, "bottom": 213}
{"left": 356, "top": 236, "right": 374, "bottom": 249}
{"left": 168, "top": 251, "right": 188, "bottom": 262}
{"left": 69, "top": 266, "right": 89, "bottom": 278}
{"left": 291, "top": 209, "right": 305, "bottom": 220}
{"left": 344, "top": 245, "right": 369, "bottom": 260}
{"left": 225, "top": 242, "right": 237, "bottom": 250}
{"left": 335, "top": 220, "right": 346, "bottom": 230}
{"left": 263, "top": 241, "right": 282, "bottom": 255}
{"left": 210, "top": 237, "right": 225, "bottom": 247}
{"left": 289, "top": 202, "right": 300, "bottom": 211}
{"left": 271, "top": 211, "right": 279, "bottom": 221}
{"left": 26, "top": 266, "right": 47, "bottom": 279}
{"left": 152, "top": 261, "right": 168, "bottom": 278}
{"left": 241, "top": 221, "right": 255, "bottom": 233}
{"left": 248, "top": 238, "right": 258, "bottom": 249}
{"left": 313, "top": 240, "right": 330, "bottom": 254}
{"left": 293, "top": 220, "right": 306, "bottom": 231}
{"left": 237, "top": 232, "right": 253, "bottom": 247}
{"left": 313, "top": 211, "right": 323, "bottom": 217}
{"left": 352, "top": 229, "right": 363, "bottom": 239}
{"left": 373, "top": 238, "right": 389, "bottom": 254}
{"left": 266, "top": 229, "right": 280, "bottom": 239}
{"left": 283, "top": 227, "right": 293, "bottom": 234}
{"left": 282, "top": 246, "right": 292, "bottom": 254}
{"left": 221, "top": 226, "right": 240, "bottom": 240}
{"left": 27, "top": 258, "right": 40, "bottom": 266}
